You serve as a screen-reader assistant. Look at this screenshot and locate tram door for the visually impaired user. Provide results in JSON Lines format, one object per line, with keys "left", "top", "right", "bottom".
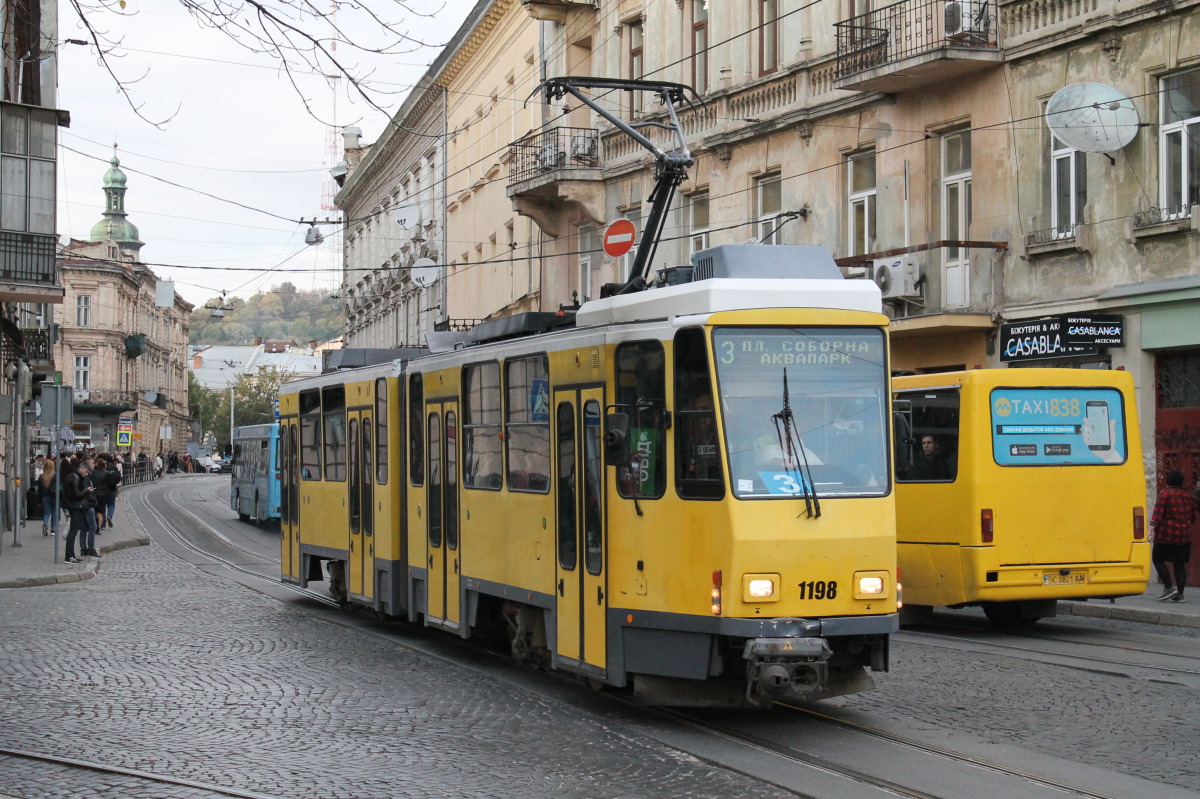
{"left": 282, "top": 420, "right": 301, "bottom": 580}
{"left": 347, "top": 409, "right": 375, "bottom": 602}
{"left": 279, "top": 418, "right": 296, "bottom": 580}
{"left": 425, "top": 401, "right": 461, "bottom": 629}
{"left": 553, "top": 388, "right": 607, "bottom": 673}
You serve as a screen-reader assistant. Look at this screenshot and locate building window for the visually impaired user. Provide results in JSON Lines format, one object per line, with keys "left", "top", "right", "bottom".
{"left": 760, "top": 0, "right": 779, "bottom": 75}
{"left": 848, "top": 151, "right": 877, "bottom": 256}
{"left": 689, "top": 192, "right": 710, "bottom": 254}
{"left": 0, "top": 102, "right": 56, "bottom": 235}
{"left": 628, "top": 21, "right": 644, "bottom": 115}
{"left": 941, "top": 131, "right": 972, "bottom": 307}
{"left": 74, "top": 356, "right": 90, "bottom": 390}
{"left": 756, "top": 174, "right": 783, "bottom": 244}
{"left": 1160, "top": 70, "right": 1200, "bottom": 218}
{"left": 578, "top": 225, "right": 598, "bottom": 302}
{"left": 620, "top": 207, "right": 641, "bottom": 277}
{"left": 1050, "top": 136, "right": 1086, "bottom": 238}
{"left": 692, "top": 2, "right": 708, "bottom": 95}
{"left": 76, "top": 295, "right": 91, "bottom": 327}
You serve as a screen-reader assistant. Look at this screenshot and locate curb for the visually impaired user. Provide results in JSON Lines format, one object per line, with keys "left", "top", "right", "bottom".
{"left": 1057, "top": 599, "right": 1200, "bottom": 629}
{"left": 0, "top": 535, "right": 150, "bottom": 590}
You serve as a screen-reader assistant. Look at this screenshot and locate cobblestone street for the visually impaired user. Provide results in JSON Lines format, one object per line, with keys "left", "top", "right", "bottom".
{"left": 0, "top": 542, "right": 795, "bottom": 799}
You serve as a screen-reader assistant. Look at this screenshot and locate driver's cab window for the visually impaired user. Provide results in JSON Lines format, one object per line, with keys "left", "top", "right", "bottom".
{"left": 674, "top": 327, "right": 724, "bottom": 499}
{"left": 895, "top": 388, "right": 960, "bottom": 482}
{"left": 615, "top": 340, "right": 666, "bottom": 499}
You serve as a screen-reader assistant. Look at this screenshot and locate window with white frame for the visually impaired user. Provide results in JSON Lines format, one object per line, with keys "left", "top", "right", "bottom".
{"left": 1050, "top": 135, "right": 1086, "bottom": 238}
{"left": 76, "top": 295, "right": 91, "bottom": 327}
{"left": 692, "top": 2, "right": 708, "bottom": 95}
{"left": 756, "top": 174, "right": 783, "bottom": 244}
{"left": 1161, "top": 70, "right": 1200, "bottom": 217}
{"left": 689, "top": 192, "right": 710, "bottom": 254}
{"left": 620, "top": 208, "right": 641, "bottom": 277}
{"left": 940, "top": 130, "right": 972, "bottom": 307}
{"left": 74, "top": 356, "right": 90, "bottom": 390}
{"left": 848, "top": 151, "right": 877, "bottom": 256}
{"left": 578, "top": 225, "right": 599, "bottom": 302}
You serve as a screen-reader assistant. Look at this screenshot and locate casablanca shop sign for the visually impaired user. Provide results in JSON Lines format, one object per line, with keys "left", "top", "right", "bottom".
{"left": 1000, "top": 314, "right": 1124, "bottom": 362}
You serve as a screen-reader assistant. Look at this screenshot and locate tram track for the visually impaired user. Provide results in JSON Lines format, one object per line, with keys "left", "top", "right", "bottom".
{"left": 898, "top": 625, "right": 1200, "bottom": 681}
{"left": 127, "top": 478, "right": 1185, "bottom": 799}
{"left": 0, "top": 750, "right": 282, "bottom": 799}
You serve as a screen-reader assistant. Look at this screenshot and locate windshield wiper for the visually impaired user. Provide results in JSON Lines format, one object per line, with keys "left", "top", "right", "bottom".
{"left": 771, "top": 368, "right": 821, "bottom": 519}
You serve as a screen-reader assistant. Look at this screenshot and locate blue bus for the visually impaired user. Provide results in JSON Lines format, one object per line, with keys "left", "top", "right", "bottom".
{"left": 231, "top": 423, "right": 281, "bottom": 527}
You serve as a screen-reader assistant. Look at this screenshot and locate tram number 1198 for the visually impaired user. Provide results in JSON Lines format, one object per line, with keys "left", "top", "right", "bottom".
{"left": 798, "top": 580, "right": 838, "bottom": 600}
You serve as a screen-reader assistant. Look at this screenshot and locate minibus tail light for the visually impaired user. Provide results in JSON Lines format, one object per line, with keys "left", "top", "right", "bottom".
{"left": 981, "top": 508, "right": 994, "bottom": 543}
{"left": 1133, "top": 507, "right": 1145, "bottom": 540}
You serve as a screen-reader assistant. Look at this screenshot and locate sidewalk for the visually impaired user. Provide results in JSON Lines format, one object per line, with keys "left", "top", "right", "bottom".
{"left": 1058, "top": 581, "right": 1200, "bottom": 629}
{"left": 0, "top": 499, "right": 148, "bottom": 590}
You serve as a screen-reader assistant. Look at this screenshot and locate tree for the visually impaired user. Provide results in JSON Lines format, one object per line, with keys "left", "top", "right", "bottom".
{"left": 208, "top": 366, "right": 290, "bottom": 452}
{"left": 65, "top": 0, "right": 443, "bottom": 127}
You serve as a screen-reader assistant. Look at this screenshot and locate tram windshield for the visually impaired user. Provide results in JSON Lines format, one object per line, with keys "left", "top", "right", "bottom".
{"left": 713, "top": 326, "right": 889, "bottom": 499}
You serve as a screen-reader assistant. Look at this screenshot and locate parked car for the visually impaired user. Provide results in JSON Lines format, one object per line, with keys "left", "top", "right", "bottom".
{"left": 214, "top": 455, "right": 233, "bottom": 474}
{"left": 197, "top": 456, "right": 222, "bottom": 474}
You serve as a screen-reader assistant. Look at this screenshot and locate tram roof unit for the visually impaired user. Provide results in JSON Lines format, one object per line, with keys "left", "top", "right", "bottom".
{"left": 278, "top": 358, "right": 405, "bottom": 396}
{"left": 576, "top": 244, "right": 882, "bottom": 327}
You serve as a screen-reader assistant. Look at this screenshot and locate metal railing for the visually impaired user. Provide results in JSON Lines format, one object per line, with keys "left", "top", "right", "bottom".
{"left": 835, "top": 0, "right": 997, "bottom": 78}
{"left": 1026, "top": 225, "right": 1077, "bottom": 246}
{"left": 508, "top": 127, "right": 601, "bottom": 188}
{"left": 1133, "top": 204, "right": 1193, "bottom": 228}
{"left": 23, "top": 327, "right": 52, "bottom": 363}
{"left": 0, "top": 231, "right": 57, "bottom": 283}
{"left": 71, "top": 388, "right": 139, "bottom": 409}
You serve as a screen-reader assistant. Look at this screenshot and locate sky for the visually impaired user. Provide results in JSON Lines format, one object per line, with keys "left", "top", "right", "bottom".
{"left": 55, "top": 0, "right": 476, "bottom": 311}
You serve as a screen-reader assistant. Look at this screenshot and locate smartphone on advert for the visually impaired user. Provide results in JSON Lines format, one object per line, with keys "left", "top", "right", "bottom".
{"left": 1084, "top": 400, "right": 1111, "bottom": 451}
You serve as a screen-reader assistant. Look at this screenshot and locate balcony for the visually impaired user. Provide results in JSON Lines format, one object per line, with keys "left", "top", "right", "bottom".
{"left": 835, "top": 0, "right": 1001, "bottom": 93}
{"left": 73, "top": 388, "right": 139, "bottom": 414}
{"left": 23, "top": 327, "right": 55, "bottom": 375}
{"left": 507, "top": 127, "right": 605, "bottom": 236}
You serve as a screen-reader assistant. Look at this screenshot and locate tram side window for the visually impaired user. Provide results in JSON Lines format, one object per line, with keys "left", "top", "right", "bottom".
{"left": 463, "top": 362, "right": 503, "bottom": 490}
{"left": 299, "top": 389, "right": 321, "bottom": 480}
{"left": 505, "top": 355, "right": 551, "bottom": 493}
{"left": 323, "top": 385, "right": 347, "bottom": 481}
{"left": 614, "top": 340, "right": 667, "bottom": 499}
{"left": 674, "top": 327, "right": 724, "bottom": 499}
{"left": 376, "top": 378, "right": 388, "bottom": 485}
{"left": 409, "top": 374, "right": 423, "bottom": 486}
{"left": 895, "top": 389, "right": 959, "bottom": 482}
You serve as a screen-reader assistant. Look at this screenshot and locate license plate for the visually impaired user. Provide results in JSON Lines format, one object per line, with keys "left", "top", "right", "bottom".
{"left": 1043, "top": 572, "right": 1086, "bottom": 585}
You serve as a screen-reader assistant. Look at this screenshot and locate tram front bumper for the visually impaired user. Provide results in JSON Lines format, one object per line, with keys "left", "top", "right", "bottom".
{"left": 744, "top": 636, "right": 832, "bottom": 698}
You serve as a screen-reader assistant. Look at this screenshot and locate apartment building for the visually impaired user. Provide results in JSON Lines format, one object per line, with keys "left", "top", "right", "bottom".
{"left": 340, "top": 0, "right": 1199, "bottom": 493}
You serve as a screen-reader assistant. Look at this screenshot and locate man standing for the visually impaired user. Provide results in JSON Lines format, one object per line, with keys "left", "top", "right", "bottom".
{"left": 63, "top": 460, "right": 95, "bottom": 564}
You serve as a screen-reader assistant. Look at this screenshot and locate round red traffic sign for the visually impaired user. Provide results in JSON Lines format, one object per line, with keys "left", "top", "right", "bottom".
{"left": 603, "top": 218, "right": 637, "bottom": 258}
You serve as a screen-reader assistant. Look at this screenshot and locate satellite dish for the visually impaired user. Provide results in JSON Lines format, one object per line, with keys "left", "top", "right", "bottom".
{"left": 394, "top": 204, "right": 421, "bottom": 229}
{"left": 873, "top": 263, "right": 892, "bottom": 295}
{"left": 409, "top": 257, "right": 439, "bottom": 287}
{"left": 1045, "top": 83, "right": 1140, "bottom": 153}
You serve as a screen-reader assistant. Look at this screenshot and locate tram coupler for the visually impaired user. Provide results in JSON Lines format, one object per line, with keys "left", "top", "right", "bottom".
{"left": 743, "top": 637, "right": 832, "bottom": 703}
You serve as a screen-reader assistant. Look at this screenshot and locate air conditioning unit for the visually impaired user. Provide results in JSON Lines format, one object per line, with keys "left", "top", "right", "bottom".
{"left": 872, "top": 257, "right": 921, "bottom": 299}
{"left": 570, "top": 132, "right": 597, "bottom": 164}
{"left": 945, "top": 0, "right": 989, "bottom": 38}
{"left": 537, "top": 144, "right": 565, "bottom": 170}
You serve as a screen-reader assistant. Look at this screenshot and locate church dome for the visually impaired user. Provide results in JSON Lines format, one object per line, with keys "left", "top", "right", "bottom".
{"left": 89, "top": 148, "right": 144, "bottom": 253}
{"left": 102, "top": 155, "right": 127, "bottom": 188}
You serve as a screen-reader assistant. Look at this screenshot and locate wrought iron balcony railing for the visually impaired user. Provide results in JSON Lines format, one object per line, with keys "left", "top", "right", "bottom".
{"left": 508, "top": 127, "right": 601, "bottom": 189}
{"left": 835, "top": 0, "right": 998, "bottom": 78}
{"left": 1133, "top": 204, "right": 1194, "bottom": 229}
{"left": 72, "top": 388, "right": 139, "bottom": 410}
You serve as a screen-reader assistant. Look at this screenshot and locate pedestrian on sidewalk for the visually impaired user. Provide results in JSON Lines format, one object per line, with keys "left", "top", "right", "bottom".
{"left": 103, "top": 455, "right": 122, "bottom": 529}
{"left": 62, "top": 460, "right": 93, "bottom": 564}
{"left": 79, "top": 457, "right": 101, "bottom": 558}
{"left": 38, "top": 457, "right": 58, "bottom": 537}
{"left": 1150, "top": 470, "right": 1196, "bottom": 603}
{"left": 92, "top": 455, "right": 114, "bottom": 533}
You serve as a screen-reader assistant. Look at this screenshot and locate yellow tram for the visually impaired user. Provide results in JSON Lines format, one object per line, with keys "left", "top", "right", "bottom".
{"left": 893, "top": 368, "right": 1150, "bottom": 626}
{"left": 279, "top": 244, "right": 898, "bottom": 706}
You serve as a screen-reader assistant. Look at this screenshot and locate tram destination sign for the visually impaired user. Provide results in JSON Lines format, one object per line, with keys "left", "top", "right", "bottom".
{"left": 1062, "top": 313, "right": 1124, "bottom": 347}
{"left": 1000, "top": 318, "right": 1097, "bottom": 363}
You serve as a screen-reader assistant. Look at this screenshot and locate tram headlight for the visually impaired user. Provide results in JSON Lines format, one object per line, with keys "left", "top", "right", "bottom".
{"left": 858, "top": 576, "right": 884, "bottom": 595}
{"left": 853, "top": 571, "right": 890, "bottom": 599}
{"left": 741, "top": 573, "right": 780, "bottom": 602}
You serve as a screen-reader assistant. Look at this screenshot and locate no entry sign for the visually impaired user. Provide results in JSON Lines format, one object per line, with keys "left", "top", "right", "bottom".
{"left": 603, "top": 218, "right": 636, "bottom": 258}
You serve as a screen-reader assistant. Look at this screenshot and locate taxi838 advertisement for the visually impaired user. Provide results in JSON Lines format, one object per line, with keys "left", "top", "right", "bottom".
{"left": 990, "top": 388, "right": 1126, "bottom": 466}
